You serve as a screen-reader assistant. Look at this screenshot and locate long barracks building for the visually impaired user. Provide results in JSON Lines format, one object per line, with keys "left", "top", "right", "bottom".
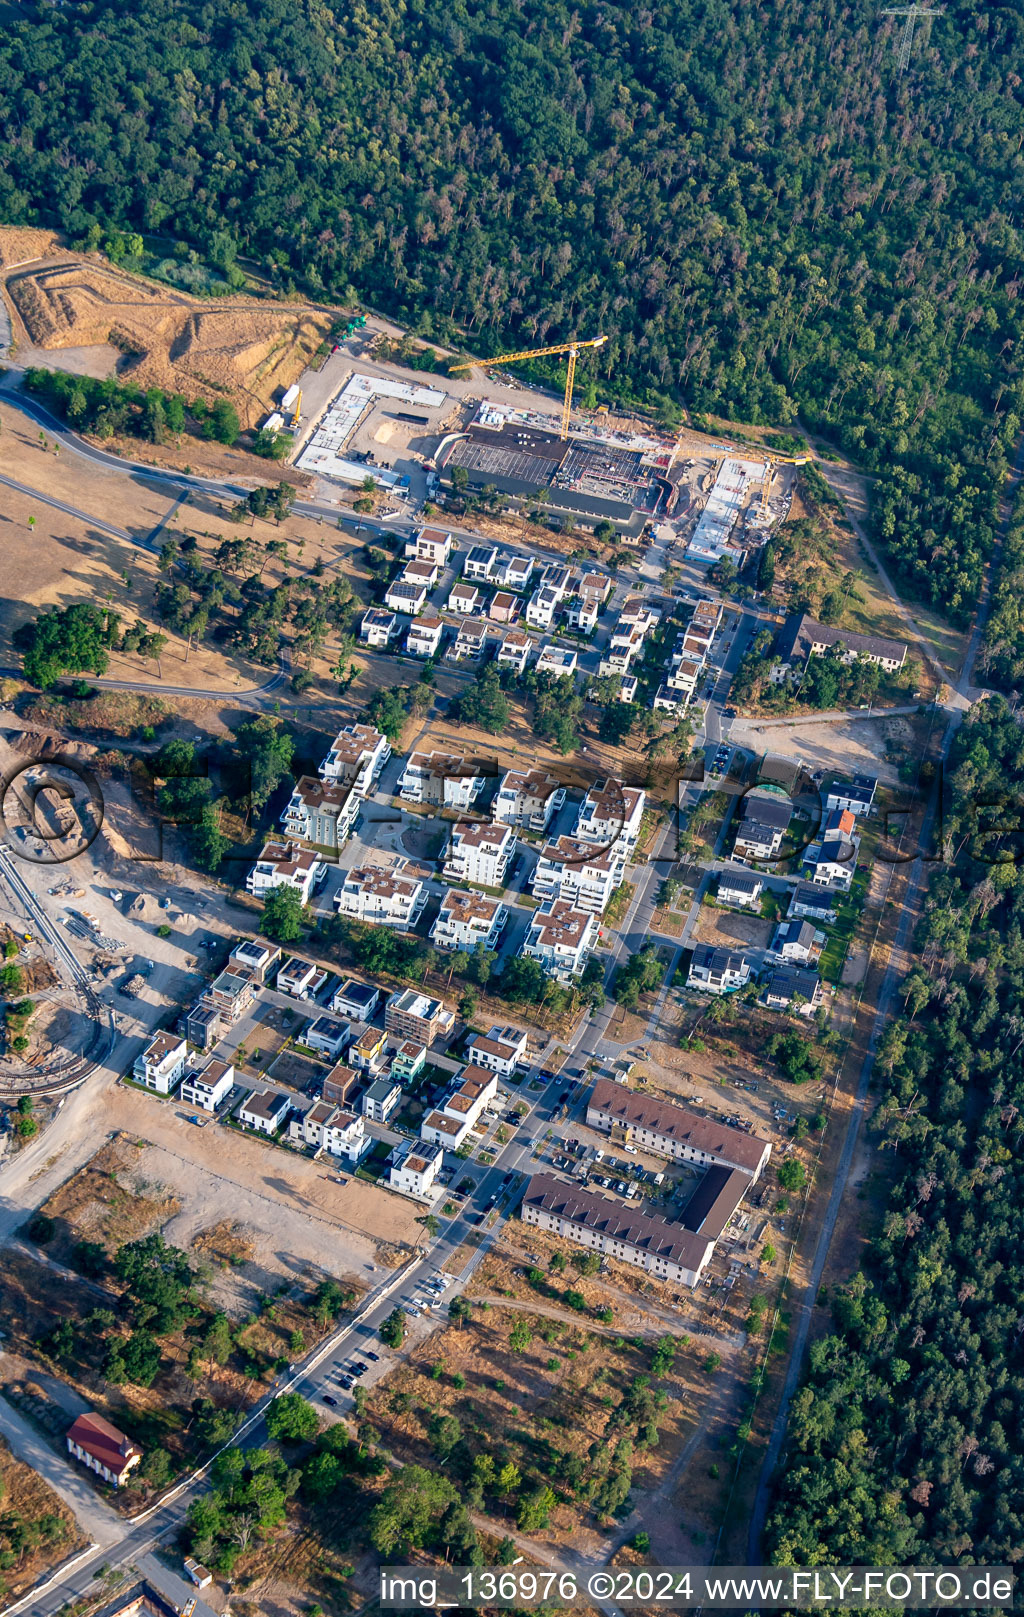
{"left": 520, "top": 1082, "right": 772, "bottom": 1287}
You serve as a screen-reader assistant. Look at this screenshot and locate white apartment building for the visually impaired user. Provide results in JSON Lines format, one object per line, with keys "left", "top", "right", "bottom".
{"left": 526, "top": 586, "right": 561, "bottom": 630}
{"left": 493, "top": 767, "right": 566, "bottom": 833}
{"left": 289, "top": 1101, "right": 370, "bottom": 1164}
{"left": 319, "top": 723, "right": 391, "bottom": 794}
{"left": 420, "top": 1108, "right": 473, "bottom": 1150}
{"left": 239, "top": 1088, "right": 291, "bottom": 1135}
{"left": 362, "top": 1077, "right": 402, "bottom": 1123}
{"left": 686, "top": 944, "right": 753, "bottom": 995}
{"left": 180, "top": 1056, "right": 235, "bottom": 1113}
{"left": 334, "top": 860, "right": 427, "bottom": 929}
{"left": 330, "top": 977, "right": 381, "bottom": 1020}
{"left": 493, "top": 553, "right": 534, "bottom": 592}
{"left": 406, "top": 614, "right": 444, "bottom": 658}
{"left": 766, "top": 920, "right": 825, "bottom": 967}
{"left": 448, "top": 624, "right": 487, "bottom": 661}
{"left": 389, "top": 1138, "right": 444, "bottom": 1200}
{"left": 403, "top": 558, "right": 440, "bottom": 589}
{"left": 532, "top": 835, "right": 622, "bottom": 915}
{"left": 564, "top": 595, "right": 599, "bottom": 633}
{"left": 276, "top": 956, "right": 328, "bottom": 1000}
{"left": 463, "top": 544, "right": 499, "bottom": 581}
{"left": 825, "top": 775, "right": 877, "bottom": 817}
{"left": 302, "top": 1016, "right": 351, "bottom": 1060}
{"left": 283, "top": 776, "right": 360, "bottom": 850}
{"left": 444, "top": 820, "right": 516, "bottom": 887}
{"left": 466, "top": 1023, "right": 528, "bottom": 1077}
{"left": 246, "top": 840, "right": 327, "bottom": 903}
{"left": 535, "top": 646, "right": 578, "bottom": 679}
{"left": 398, "top": 750, "right": 489, "bottom": 809}
{"left": 229, "top": 939, "right": 281, "bottom": 983}
{"left": 575, "top": 779, "right": 645, "bottom": 859}
{"left": 522, "top": 1174, "right": 714, "bottom": 1289}
{"left": 133, "top": 1032, "right": 187, "bottom": 1095}
{"left": 599, "top": 628, "right": 645, "bottom": 677}
{"left": 430, "top": 1064, "right": 500, "bottom": 1134}
{"left": 384, "top": 578, "right": 428, "bottom": 616}
{"left": 360, "top": 608, "right": 399, "bottom": 649}
{"left": 803, "top": 809, "right": 859, "bottom": 890}
{"left": 717, "top": 870, "right": 764, "bottom": 909}
{"left": 618, "top": 597, "right": 661, "bottom": 636}
{"left": 522, "top": 899, "right": 598, "bottom": 982}
{"left": 405, "top": 525, "right": 454, "bottom": 569}
{"left": 431, "top": 889, "right": 507, "bottom": 952}
{"left": 652, "top": 683, "right": 686, "bottom": 715}
{"left": 540, "top": 563, "right": 573, "bottom": 598}
{"left": 496, "top": 628, "right": 532, "bottom": 676}
{"left": 447, "top": 581, "right": 481, "bottom": 616}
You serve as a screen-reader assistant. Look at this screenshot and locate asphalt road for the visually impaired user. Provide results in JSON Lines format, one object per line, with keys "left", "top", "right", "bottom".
{"left": 0, "top": 471, "right": 134, "bottom": 543}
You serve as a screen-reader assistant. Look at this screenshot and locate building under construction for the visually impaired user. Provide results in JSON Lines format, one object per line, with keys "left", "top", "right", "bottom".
{"left": 434, "top": 405, "right": 672, "bottom": 535}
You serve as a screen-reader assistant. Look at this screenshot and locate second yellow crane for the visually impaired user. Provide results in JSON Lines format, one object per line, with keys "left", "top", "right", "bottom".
{"left": 451, "top": 335, "right": 608, "bottom": 439}
{"left": 758, "top": 451, "right": 809, "bottom": 519}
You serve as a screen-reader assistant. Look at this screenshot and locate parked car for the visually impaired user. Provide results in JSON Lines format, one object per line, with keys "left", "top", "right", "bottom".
{"left": 323, "top": 1394, "right": 338, "bottom": 1407}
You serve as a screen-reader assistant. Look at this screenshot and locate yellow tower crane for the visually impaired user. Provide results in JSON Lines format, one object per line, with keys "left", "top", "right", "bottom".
{"left": 451, "top": 335, "right": 608, "bottom": 439}
{"left": 758, "top": 451, "right": 809, "bottom": 520}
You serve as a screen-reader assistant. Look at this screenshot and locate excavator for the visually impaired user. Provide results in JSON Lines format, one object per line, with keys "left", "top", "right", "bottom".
{"left": 450, "top": 334, "right": 608, "bottom": 439}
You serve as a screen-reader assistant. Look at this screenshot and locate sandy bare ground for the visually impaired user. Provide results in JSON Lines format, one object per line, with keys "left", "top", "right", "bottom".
{"left": 102, "top": 1082, "right": 422, "bottom": 1278}
{"left": 693, "top": 907, "right": 773, "bottom": 949}
{"left": 730, "top": 711, "right": 917, "bottom": 784}
{"left": 0, "top": 400, "right": 358, "bottom": 694}
{"left": 1, "top": 228, "right": 337, "bottom": 427}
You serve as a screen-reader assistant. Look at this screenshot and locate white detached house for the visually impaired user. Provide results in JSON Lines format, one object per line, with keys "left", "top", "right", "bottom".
{"left": 134, "top": 1033, "right": 187, "bottom": 1094}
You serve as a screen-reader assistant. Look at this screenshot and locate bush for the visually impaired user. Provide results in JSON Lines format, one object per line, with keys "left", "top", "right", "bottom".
{"left": 26, "top": 1213, "right": 56, "bottom": 1243}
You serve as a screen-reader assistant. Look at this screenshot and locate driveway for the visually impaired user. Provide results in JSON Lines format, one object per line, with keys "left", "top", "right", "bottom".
{"left": 0, "top": 1395, "right": 125, "bottom": 1548}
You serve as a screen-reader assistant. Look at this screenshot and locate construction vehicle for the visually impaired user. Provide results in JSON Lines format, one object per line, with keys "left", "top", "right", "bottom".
{"left": 450, "top": 334, "right": 608, "bottom": 439}
{"left": 758, "top": 451, "right": 809, "bottom": 519}
{"left": 289, "top": 388, "right": 302, "bottom": 430}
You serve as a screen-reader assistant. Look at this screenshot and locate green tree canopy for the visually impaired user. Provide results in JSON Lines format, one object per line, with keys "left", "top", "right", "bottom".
{"left": 15, "top": 602, "right": 119, "bottom": 689}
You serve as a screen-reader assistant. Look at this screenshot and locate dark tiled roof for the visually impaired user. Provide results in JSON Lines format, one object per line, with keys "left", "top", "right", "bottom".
{"left": 776, "top": 612, "right": 907, "bottom": 665}
{"left": 523, "top": 1173, "right": 712, "bottom": 1271}
{"left": 588, "top": 1079, "right": 769, "bottom": 1171}
{"left": 678, "top": 1164, "right": 752, "bottom": 1240}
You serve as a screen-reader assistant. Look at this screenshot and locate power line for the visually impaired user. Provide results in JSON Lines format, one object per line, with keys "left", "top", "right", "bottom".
{"left": 882, "top": 3, "right": 942, "bottom": 71}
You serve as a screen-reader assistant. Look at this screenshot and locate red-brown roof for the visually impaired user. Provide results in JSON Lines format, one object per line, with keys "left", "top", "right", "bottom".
{"left": 67, "top": 1412, "right": 141, "bottom": 1471}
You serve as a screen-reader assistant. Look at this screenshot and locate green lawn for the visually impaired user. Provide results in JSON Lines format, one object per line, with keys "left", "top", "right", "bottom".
{"left": 818, "top": 869, "right": 869, "bottom": 984}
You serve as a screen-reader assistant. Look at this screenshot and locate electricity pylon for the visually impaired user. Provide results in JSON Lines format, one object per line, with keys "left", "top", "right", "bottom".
{"left": 883, "top": 3, "right": 942, "bottom": 71}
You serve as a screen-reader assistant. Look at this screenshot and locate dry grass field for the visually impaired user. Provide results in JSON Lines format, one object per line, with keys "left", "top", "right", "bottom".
{"left": 0, "top": 401, "right": 373, "bottom": 698}
{"left": 2, "top": 227, "right": 336, "bottom": 427}
{"left": 0, "top": 1435, "right": 86, "bottom": 1601}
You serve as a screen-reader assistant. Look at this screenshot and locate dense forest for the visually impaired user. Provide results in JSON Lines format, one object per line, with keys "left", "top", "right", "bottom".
{"left": 766, "top": 699, "right": 1024, "bottom": 1565}
{"left": 0, "top": 0, "right": 1023, "bottom": 620}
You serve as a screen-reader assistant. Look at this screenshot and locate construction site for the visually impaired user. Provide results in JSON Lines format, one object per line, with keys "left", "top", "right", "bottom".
{"left": 287, "top": 321, "right": 803, "bottom": 550}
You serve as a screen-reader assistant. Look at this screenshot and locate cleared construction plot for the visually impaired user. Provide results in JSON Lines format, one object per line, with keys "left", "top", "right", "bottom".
{"left": 1, "top": 227, "right": 336, "bottom": 427}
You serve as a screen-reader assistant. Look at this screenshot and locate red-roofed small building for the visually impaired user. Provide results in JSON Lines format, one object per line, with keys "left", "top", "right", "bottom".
{"left": 67, "top": 1412, "right": 142, "bottom": 1488}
